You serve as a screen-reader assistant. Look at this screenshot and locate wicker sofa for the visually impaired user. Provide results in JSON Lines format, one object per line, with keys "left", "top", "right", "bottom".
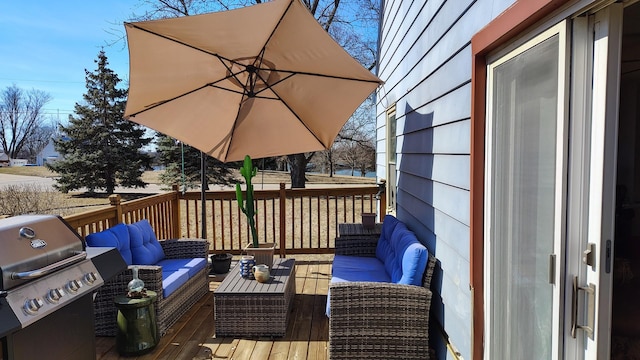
{"left": 328, "top": 214, "right": 435, "bottom": 360}
{"left": 86, "top": 219, "right": 209, "bottom": 336}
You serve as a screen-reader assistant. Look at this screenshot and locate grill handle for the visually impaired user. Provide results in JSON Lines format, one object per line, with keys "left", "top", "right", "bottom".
{"left": 10, "top": 251, "right": 87, "bottom": 280}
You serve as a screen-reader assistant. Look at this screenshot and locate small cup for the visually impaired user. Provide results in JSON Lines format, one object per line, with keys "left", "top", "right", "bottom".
{"left": 239, "top": 255, "right": 256, "bottom": 279}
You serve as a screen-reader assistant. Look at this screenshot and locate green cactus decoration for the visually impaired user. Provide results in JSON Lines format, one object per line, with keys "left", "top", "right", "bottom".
{"left": 235, "top": 155, "right": 259, "bottom": 248}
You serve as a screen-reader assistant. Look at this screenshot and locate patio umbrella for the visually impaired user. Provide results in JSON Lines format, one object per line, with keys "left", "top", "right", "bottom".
{"left": 123, "top": 0, "right": 383, "bottom": 163}
{"left": 124, "top": 0, "right": 382, "bottom": 239}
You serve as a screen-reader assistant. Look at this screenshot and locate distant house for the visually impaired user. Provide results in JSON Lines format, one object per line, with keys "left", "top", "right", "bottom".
{"left": 0, "top": 153, "right": 9, "bottom": 167}
{"left": 36, "top": 136, "right": 66, "bottom": 166}
{"left": 376, "top": 0, "right": 639, "bottom": 359}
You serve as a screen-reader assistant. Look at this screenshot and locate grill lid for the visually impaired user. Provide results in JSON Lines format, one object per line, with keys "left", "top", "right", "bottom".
{"left": 0, "top": 214, "right": 84, "bottom": 290}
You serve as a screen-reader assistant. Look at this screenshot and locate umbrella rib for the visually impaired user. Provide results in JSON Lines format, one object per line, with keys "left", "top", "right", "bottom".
{"left": 223, "top": 92, "right": 248, "bottom": 162}
{"left": 268, "top": 85, "right": 328, "bottom": 149}
{"left": 207, "top": 84, "right": 246, "bottom": 96}
{"left": 205, "top": 83, "right": 275, "bottom": 100}
{"left": 251, "top": 72, "right": 295, "bottom": 97}
{"left": 215, "top": 56, "right": 252, "bottom": 95}
{"left": 126, "top": 84, "right": 211, "bottom": 117}
{"left": 278, "top": 70, "right": 382, "bottom": 84}
{"left": 249, "top": 0, "right": 381, "bottom": 87}
{"left": 127, "top": 21, "right": 260, "bottom": 96}
{"left": 256, "top": 0, "right": 295, "bottom": 63}
{"left": 125, "top": 22, "right": 259, "bottom": 69}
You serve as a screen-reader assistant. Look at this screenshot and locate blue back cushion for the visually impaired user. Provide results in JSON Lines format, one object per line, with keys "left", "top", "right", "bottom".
{"left": 85, "top": 223, "right": 133, "bottom": 265}
{"left": 392, "top": 229, "right": 428, "bottom": 285}
{"left": 128, "top": 219, "right": 165, "bottom": 265}
{"left": 375, "top": 214, "right": 401, "bottom": 266}
{"left": 375, "top": 215, "right": 428, "bottom": 286}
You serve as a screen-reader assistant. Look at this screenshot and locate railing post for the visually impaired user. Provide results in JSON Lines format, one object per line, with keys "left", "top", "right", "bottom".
{"left": 279, "top": 183, "right": 286, "bottom": 258}
{"left": 109, "top": 194, "right": 123, "bottom": 225}
{"left": 172, "top": 185, "right": 181, "bottom": 239}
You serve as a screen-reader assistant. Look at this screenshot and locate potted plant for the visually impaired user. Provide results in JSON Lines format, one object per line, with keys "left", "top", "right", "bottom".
{"left": 236, "top": 155, "right": 274, "bottom": 268}
{"left": 361, "top": 212, "right": 376, "bottom": 230}
{"left": 210, "top": 253, "right": 233, "bottom": 274}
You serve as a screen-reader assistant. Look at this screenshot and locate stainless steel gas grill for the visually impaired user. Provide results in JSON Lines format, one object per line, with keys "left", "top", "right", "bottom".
{"left": 0, "top": 215, "right": 126, "bottom": 360}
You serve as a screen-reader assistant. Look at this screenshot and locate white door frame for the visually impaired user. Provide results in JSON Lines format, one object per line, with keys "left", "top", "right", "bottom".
{"left": 483, "top": 21, "right": 569, "bottom": 360}
{"left": 483, "top": 2, "right": 624, "bottom": 359}
{"left": 580, "top": 4, "right": 622, "bottom": 359}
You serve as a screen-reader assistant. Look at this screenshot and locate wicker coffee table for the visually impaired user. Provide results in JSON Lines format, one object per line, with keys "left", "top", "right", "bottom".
{"left": 213, "top": 258, "right": 296, "bottom": 337}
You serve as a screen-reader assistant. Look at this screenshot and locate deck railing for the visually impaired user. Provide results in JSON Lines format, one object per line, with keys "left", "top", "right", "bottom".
{"left": 64, "top": 183, "right": 385, "bottom": 255}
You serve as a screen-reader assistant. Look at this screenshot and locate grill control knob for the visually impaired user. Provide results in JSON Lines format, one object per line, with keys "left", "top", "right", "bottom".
{"left": 83, "top": 272, "right": 98, "bottom": 285}
{"left": 46, "top": 288, "right": 65, "bottom": 303}
{"left": 24, "top": 298, "right": 44, "bottom": 315}
{"left": 66, "top": 279, "right": 83, "bottom": 293}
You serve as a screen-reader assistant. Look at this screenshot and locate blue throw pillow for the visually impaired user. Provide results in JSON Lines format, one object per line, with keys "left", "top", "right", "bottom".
{"left": 86, "top": 223, "right": 133, "bottom": 265}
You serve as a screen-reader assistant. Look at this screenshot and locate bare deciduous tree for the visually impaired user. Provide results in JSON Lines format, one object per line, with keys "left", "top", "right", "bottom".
{"left": 0, "top": 84, "right": 53, "bottom": 159}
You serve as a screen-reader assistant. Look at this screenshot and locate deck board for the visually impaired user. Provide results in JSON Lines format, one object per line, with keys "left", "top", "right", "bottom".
{"left": 96, "top": 257, "right": 330, "bottom": 360}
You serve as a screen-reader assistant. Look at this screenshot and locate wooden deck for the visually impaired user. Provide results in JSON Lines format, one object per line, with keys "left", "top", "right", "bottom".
{"left": 96, "top": 256, "right": 332, "bottom": 360}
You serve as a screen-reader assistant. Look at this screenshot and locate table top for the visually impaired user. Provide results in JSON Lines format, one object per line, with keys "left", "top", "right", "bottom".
{"left": 114, "top": 290, "right": 157, "bottom": 307}
{"left": 214, "top": 258, "right": 295, "bottom": 296}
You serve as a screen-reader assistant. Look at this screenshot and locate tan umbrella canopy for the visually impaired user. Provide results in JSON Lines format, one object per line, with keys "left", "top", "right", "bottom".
{"left": 124, "top": 0, "right": 383, "bottom": 163}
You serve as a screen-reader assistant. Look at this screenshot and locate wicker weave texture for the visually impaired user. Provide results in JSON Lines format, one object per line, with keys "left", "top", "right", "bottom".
{"left": 329, "top": 223, "right": 436, "bottom": 360}
{"left": 335, "top": 223, "right": 381, "bottom": 257}
{"left": 334, "top": 236, "right": 379, "bottom": 257}
{"left": 214, "top": 294, "right": 292, "bottom": 337}
{"left": 93, "top": 238, "right": 209, "bottom": 337}
{"left": 214, "top": 259, "right": 296, "bottom": 337}
{"left": 329, "top": 282, "right": 432, "bottom": 360}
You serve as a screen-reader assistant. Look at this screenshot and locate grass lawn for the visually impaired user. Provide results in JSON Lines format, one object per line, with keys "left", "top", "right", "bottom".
{"left": 0, "top": 166, "right": 375, "bottom": 217}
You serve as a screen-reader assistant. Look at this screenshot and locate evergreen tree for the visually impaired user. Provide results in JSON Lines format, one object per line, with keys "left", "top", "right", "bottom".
{"left": 47, "top": 51, "right": 152, "bottom": 194}
{"left": 156, "top": 133, "right": 235, "bottom": 191}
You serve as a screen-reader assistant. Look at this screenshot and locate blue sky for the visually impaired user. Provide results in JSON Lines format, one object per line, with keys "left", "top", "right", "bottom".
{"left": 0, "top": 2, "right": 146, "bottom": 123}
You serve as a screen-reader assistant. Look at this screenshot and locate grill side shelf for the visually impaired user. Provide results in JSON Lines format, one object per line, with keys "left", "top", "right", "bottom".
{"left": 0, "top": 297, "right": 21, "bottom": 338}
{"left": 87, "top": 247, "right": 127, "bottom": 283}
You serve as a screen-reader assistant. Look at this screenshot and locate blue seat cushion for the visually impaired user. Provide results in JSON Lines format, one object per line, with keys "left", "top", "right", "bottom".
{"left": 326, "top": 255, "right": 391, "bottom": 316}
{"left": 85, "top": 223, "right": 133, "bottom": 265}
{"left": 128, "top": 220, "right": 165, "bottom": 265}
{"left": 330, "top": 255, "right": 391, "bottom": 283}
{"left": 157, "top": 258, "right": 207, "bottom": 278}
{"left": 162, "top": 268, "right": 190, "bottom": 298}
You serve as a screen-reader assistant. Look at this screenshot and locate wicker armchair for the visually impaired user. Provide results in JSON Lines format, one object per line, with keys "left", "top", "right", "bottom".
{"left": 329, "top": 233, "right": 436, "bottom": 360}
{"left": 93, "top": 238, "right": 210, "bottom": 336}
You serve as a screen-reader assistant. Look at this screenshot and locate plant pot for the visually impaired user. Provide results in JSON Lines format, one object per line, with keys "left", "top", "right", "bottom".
{"left": 244, "top": 243, "right": 275, "bottom": 270}
{"left": 210, "top": 253, "right": 233, "bottom": 274}
{"left": 362, "top": 213, "right": 376, "bottom": 230}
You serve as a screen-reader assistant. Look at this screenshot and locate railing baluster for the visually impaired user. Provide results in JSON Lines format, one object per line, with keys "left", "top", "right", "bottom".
{"left": 64, "top": 183, "right": 381, "bottom": 256}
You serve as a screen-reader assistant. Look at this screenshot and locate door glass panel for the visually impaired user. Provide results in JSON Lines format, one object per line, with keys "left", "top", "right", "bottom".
{"left": 488, "top": 34, "right": 559, "bottom": 359}
{"left": 386, "top": 106, "right": 397, "bottom": 212}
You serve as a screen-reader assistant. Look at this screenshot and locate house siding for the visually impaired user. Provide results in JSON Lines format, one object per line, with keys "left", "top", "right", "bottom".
{"left": 376, "top": 0, "right": 515, "bottom": 358}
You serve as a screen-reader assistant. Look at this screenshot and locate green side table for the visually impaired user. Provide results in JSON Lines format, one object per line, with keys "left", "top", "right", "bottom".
{"left": 114, "top": 290, "right": 158, "bottom": 356}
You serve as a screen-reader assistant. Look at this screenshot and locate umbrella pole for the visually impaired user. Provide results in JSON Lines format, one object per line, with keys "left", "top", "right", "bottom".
{"left": 201, "top": 151, "right": 207, "bottom": 239}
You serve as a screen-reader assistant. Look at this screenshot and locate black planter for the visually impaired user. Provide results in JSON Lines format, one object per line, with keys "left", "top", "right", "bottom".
{"left": 210, "top": 253, "right": 233, "bottom": 274}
